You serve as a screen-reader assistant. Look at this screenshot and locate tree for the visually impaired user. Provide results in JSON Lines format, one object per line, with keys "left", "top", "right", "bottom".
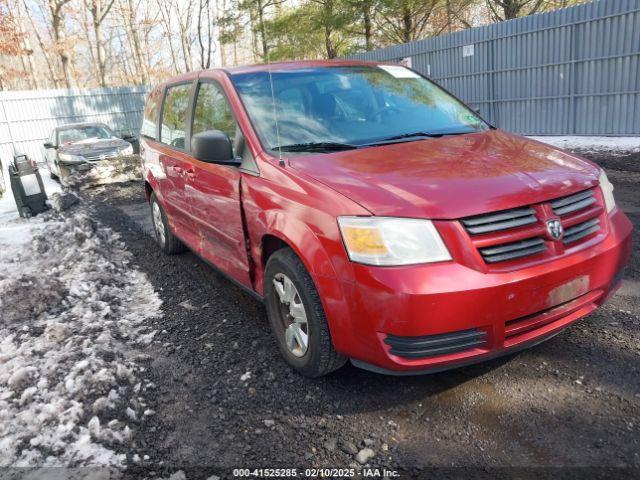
{"left": 85, "top": 0, "right": 116, "bottom": 87}
{"left": 22, "top": 0, "right": 59, "bottom": 87}
{"left": 157, "top": 0, "right": 182, "bottom": 73}
{"left": 1, "top": 0, "right": 593, "bottom": 90}
{"left": 47, "top": 0, "right": 74, "bottom": 88}
{"left": 306, "top": 0, "right": 352, "bottom": 59}
{"left": 376, "top": 0, "right": 441, "bottom": 44}
{"left": 239, "top": 0, "right": 286, "bottom": 61}
{"left": 266, "top": 3, "right": 327, "bottom": 60}
{"left": 196, "top": 0, "right": 213, "bottom": 69}
{"left": 118, "top": 0, "right": 148, "bottom": 84}
{"left": 347, "top": 0, "right": 378, "bottom": 51}
{"left": 0, "top": 4, "right": 27, "bottom": 89}
{"left": 485, "top": 0, "right": 585, "bottom": 21}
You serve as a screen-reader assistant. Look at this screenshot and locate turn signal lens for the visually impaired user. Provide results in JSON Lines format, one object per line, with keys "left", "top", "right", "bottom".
{"left": 340, "top": 225, "right": 388, "bottom": 256}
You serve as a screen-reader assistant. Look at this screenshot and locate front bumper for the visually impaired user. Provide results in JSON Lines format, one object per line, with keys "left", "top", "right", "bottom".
{"left": 327, "top": 209, "right": 632, "bottom": 374}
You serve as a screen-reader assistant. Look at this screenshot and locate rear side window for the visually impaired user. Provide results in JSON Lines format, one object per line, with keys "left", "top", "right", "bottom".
{"left": 160, "top": 83, "right": 192, "bottom": 149}
{"left": 192, "top": 82, "right": 237, "bottom": 142}
{"left": 141, "top": 89, "right": 161, "bottom": 140}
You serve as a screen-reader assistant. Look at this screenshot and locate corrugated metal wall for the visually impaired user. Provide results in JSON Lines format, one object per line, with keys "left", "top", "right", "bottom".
{"left": 0, "top": 86, "right": 148, "bottom": 165}
{"left": 348, "top": 0, "right": 640, "bottom": 135}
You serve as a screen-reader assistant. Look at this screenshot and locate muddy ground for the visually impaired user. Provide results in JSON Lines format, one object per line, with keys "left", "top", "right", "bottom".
{"left": 83, "top": 150, "right": 640, "bottom": 479}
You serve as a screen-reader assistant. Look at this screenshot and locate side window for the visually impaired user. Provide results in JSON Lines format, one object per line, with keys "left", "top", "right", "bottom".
{"left": 160, "top": 83, "right": 191, "bottom": 149}
{"left": 192, "top": 82, "right": 237, "bottom": 144}
{"left": 141, "top": 89, "right": 160, "bottom": 140}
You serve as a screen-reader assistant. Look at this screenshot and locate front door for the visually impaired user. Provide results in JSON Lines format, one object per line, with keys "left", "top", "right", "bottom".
{"left": 187, "top": 80, "right": 252, "bottom": 288}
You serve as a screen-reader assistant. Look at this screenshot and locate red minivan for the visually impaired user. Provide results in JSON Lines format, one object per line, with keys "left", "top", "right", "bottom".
{"left": 140, "top": 60, "right": 632, "bottom": 377}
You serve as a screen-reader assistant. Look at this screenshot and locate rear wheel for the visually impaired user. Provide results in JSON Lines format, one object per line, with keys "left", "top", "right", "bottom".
{"left": 265, "top": 248, "right": 346, "bottom": 377}
{"left": 150, "top": 192, "right": 186, "bottom": 254}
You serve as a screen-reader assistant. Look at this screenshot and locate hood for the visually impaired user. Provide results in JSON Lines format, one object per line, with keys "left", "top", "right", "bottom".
{"left": 59, "top": 138, "right": 129, "bottom": 156}
{"left": 289, "top": 129, "right": 600, "bottom": 219}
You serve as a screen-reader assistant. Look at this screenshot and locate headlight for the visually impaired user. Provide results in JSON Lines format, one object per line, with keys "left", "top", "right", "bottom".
{"left": 121, "top": 144, "right": 134, "bottom": 155}
{"left": 599, "top": 169, "right": 616, "bottom": 213}
{"left": 58, "top": 153, "right": 86, "bottom": 164}
{"left": 337, "top": 216, "right": 452, "bottom": 266}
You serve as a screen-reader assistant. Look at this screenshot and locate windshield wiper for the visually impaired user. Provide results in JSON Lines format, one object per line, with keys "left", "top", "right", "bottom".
{"left": 366, "top": 130, "right": 472, "bottom": 146}
{"left": 273, "top": 142, "right": 359, "bottom": 153}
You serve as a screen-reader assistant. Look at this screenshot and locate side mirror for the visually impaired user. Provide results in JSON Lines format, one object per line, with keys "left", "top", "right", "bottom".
{"left": 192, "top": 130, "right": 241, "bottom": 166}
{"left": 43, "top": 142, "right": 55, "bottom": 149}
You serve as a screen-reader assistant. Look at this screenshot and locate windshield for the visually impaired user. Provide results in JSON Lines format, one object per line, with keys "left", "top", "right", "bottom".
{"left": 57, "top": 125, "right": 114, "bottom": 145}
{"left": 231, "top": 65, "right": 488, "bottom": 152}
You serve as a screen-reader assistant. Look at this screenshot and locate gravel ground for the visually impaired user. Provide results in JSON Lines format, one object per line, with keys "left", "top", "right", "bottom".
{"left": 83, "top": 151, "right": 639, "bottom": 479}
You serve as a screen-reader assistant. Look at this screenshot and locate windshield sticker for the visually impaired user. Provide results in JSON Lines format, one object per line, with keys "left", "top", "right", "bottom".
{"left": 378, "top": 65, "right": 420, "bottom": 79}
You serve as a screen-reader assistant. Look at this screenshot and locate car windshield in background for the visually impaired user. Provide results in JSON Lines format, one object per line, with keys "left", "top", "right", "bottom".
{"left": 231, "top": 65, "right": 489, "bottom": 153}
{"left": 58, "top": 125, "right": 113, "bottom": 144}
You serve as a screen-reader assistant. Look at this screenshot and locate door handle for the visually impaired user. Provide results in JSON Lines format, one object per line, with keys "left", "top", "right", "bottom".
{"left": 173, "top": 165, "right": 184, "bottom": 174}
{"left": 184, "top": 167, "right": 196, "bottom": 181}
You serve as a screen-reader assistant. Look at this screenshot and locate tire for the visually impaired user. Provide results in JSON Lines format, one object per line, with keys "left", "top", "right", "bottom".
{"left": 265, "top": 248, "right": 347, "bottom": 377}
{"left": 150, "top": 192, "right": 186, "bottom": 254}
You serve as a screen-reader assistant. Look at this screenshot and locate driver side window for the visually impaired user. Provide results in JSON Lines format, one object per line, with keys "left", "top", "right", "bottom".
{"left": 192, "top": 82, "right": 237, "bottom": 148}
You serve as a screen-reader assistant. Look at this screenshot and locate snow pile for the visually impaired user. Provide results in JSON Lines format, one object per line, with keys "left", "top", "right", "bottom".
{"left": 61, "top": 155, "right": 142, "bottom": 191}
{"left": 528, "top": 136, "right": 640, "bottom": 154}
{"left": 0, "top": 204, "right": 161, "bottom": 467}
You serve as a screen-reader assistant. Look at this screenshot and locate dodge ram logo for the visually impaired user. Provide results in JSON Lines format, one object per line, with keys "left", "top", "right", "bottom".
{"left": 546, "top": 219, "right": 564, "bottom": 240}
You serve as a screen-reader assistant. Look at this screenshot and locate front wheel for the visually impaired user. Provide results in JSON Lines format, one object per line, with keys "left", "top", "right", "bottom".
{"left": 265, "top": 248, "right": 347, "bottom": 377}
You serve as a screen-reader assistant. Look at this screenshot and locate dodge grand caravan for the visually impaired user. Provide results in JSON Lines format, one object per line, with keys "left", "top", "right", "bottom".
{"left": 140, "top": 60, "right": 632, "bottom": 377}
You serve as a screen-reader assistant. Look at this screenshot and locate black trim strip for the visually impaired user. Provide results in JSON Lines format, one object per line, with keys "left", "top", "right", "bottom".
{"left": 385, "top": 328, "right": 487, "bottom": 359}
{"left": 551, "top": 189, "right": 596, "bottom": 216}
{"left": 480, "top": 237, "right": 545, "bottom": 256}
{"left": 563, "top": 219, "right": 600, "bottom": 244}
{"left": 389, "top": 339, "right": 487, "bottom": 359}
{"left": 482, "top": 243, "right": 547, "bottom": 263}
{"left": 550, "top": 189, "right": 593, "bottom": 209}
{"left": 553, "top": 197, "right": 596, "bottom": 216}
{"left": 462, "top": 207, "right": 535, "bottom": 226}
{"left": 465, "top": 215, "right": 538, "bottom": 234}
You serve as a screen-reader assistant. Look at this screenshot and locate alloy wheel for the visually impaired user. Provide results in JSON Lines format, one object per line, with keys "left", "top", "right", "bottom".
{"left": 152, "top": 202, "right": 166, "bottom": 246}
{"left": 272, "top": 272, "right": 309, "bottom": 357}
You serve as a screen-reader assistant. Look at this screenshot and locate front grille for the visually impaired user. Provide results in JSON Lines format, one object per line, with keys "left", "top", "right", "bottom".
{"left": 479, "top": 237, "right": 547, "bottom": 263}
{"left": 384, "top": 328, "right": 487, "bottom": 359}
{"left": 461, "top": 207, "right": 537, "bottom": 235}
{"left": 551, "top": 189, "right": 596, "bottom": 216}
{"left": 84, "top": 151, "right": 120, "bottom": 161}
{"left": 563, "top": 218, "right": 600, "bottom": 244}
{"left": 460, "top": 187, "right": 602, "bottom": 266}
